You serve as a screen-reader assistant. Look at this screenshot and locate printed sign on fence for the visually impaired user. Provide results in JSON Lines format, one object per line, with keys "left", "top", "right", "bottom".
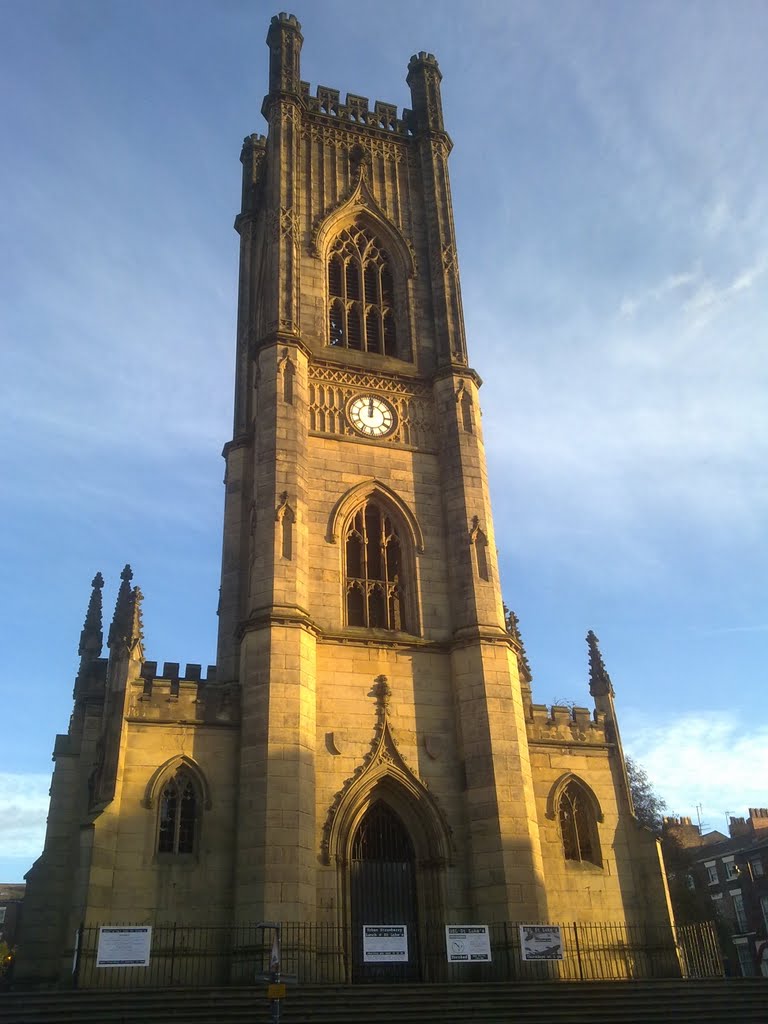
{"left": 519, "top": 925, "right": 564, "bottom": 961}
{"left": 96, "top": 925, "right": 152, "bottom": 967}
{"left": 445, "top": 925, "right": 492, "bottom": 963}
{"left": 362, "top": 924, "right": 408, "bottom": 963}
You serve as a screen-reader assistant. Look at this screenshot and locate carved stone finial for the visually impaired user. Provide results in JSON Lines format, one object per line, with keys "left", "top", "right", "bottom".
{"left": 131, "top": 587, "right": 145, "bottom": 646}
{"left": 373, "top": 674, "right": 391, "bottom": 716}
{"left": 349, "top": 143, "right": 371, "bottom": 182}
{"left": 587, "top": 630, "right": 614, "bottom": 698}
{"left": 504, "top": 604, "right": 532, "bottom": 683}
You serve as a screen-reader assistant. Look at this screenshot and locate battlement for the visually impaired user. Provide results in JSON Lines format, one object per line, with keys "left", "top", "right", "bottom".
{"left": 664, "top": 815, "right": 694, "bottom": 828}
{"left": 141, "top": 661, "right": 217, "bottom": 687}
{"left": 408, "top": 51, "right": 440, "bottom": 71}
{"left": 301, "top": 81, "right": 412, "bottom": 135}
{"left": 127, "top": 661, "right": 239, "bottom": 725}
{"left": 527, "top": 703, "right": 608, "bottom": 744}
{"left": 271, "top": 11, "right": 301, "bottom": 30}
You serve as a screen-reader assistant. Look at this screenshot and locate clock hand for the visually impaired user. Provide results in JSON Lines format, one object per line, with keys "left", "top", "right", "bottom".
{"left": 368, "top": 397, "right": 374, "bottom": 419}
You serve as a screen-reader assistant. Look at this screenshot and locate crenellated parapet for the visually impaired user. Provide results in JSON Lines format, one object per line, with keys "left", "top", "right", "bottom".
{"left": 301, "top": 82, "right": 413, "bottom": 136}
{"left": 527, "top": 703, "right": 609, "bottom": 745}
{"left": 127, "top": 660, "right": 239, "bottom": 725}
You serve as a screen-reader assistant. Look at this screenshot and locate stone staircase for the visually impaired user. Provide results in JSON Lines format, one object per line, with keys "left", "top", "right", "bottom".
{"left": 2, "top": 979, "right": 767, "bottom": 1024}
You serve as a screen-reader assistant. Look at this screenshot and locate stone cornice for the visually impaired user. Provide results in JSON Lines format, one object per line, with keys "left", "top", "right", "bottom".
{"left": 526, "top": 738, "right": 615, "bottom": 752}
{"left": 222, "top": 431, "right": 253, "bottom": 459}
{"left": 249, "top": 331, "right": 313, "bottom": 363}
{"left": 318, "top": 629, "right": 447, "bottom": 652}
{"left": 237, "top": 605, "right": 319, "bottom": 640}
{"left": 431, "top": 364, "right": 483, "bottom": 389}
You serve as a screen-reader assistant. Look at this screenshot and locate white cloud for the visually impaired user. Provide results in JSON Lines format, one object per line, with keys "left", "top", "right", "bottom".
{"left": 618, "top": 256, "right": 767, "bottom": 331}
{"left": 623, "top": 712, "right": 768, "bottom": 834}
{"left": 682, "top": 257, "right": 768, "bottom": 330}
{"left": 619, "top": 269, "right": 700, "bottom": 319}
{"left": 0, "top": 773, "right": 50, "bottom": 859}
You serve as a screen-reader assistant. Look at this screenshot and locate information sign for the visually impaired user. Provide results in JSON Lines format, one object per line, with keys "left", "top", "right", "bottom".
{"left": 445, "top": 925, "right": 492, "bottom": 963}
{"left": 519, "top": 925, "right": 564, "bottom": 961}
{"left": 96, "top": 925, "right": 152, "bottom": 967}
{"left": 362, "top": 925, "right": 408, "bottom": 963}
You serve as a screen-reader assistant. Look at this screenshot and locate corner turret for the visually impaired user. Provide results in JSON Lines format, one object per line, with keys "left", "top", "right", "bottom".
{"left": 108, "top": 564, "right": 143, "bottom": 653}
{"left": 239, "top": 133, "right": 267, "bottom": 217}
{"left": 264, "top": 12, "right": 303, "bottom": 105}
{"left": 73, "top": 572, "right": 104, "bottom": 702}
{"left": 406, "top": 51, "right": 445, "bottom": 134}
{"left": 587, "top": 628, "right": 614, "bottom": 712}
{"left": 79, "top": 572, "right": 104, "bottom": 660}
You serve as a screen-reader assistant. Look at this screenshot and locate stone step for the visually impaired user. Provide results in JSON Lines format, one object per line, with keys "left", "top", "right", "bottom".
{"left": 2, "top": 980, "right": 766, "bottom": 1024}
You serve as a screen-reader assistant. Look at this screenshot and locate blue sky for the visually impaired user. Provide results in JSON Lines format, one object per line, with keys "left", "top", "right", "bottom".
{"left": 1, "top": 0, "right": 766, "bottom": 882}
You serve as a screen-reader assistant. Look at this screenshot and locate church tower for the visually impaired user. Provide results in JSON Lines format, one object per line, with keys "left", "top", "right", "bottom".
{"left": 218, "top": 12, "right": 547, "bottom": 929}
{"left": 15, "top": 13, "right": 676, "bottom": 987}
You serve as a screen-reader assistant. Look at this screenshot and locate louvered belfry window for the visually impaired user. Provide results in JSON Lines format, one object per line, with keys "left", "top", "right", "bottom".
{"left": 329, "top": 223, "right": 397, "bottom": 356}
{"left": 345, "top": 501, "right": 406, "bottom": 631}
{"left": 158, "top": 774, "right": 197, "bottom": 854}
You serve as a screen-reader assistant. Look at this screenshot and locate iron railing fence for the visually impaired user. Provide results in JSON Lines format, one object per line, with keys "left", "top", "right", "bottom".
{"left": 70, "top": 919, "right": 723, "bottom": 989}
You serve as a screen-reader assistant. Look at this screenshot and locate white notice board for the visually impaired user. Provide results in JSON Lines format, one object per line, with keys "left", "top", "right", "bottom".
{"left": 97, "top": 925, "right": 152, "bottom": 967}
{"left": 519, "top": 925, "right": 564, "bottom": 961}
{"left": 445, "top": 925, "right": 492, "bottom": 963}
{"left": 362, "top": 925, "right": 408, "bottom": 963}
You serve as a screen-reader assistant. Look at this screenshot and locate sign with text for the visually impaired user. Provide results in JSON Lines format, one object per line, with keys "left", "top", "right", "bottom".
{"left": 519, "top": 925, "right": 563, "bottom": 961}
{"left": 96, "top": 926, "right": 152, "bottom": 967}
{"left": 445, "top": 925, "right": 492, "bottom": 963}
{"left": 362, "top": 925, "right": 408, "bottom": 963}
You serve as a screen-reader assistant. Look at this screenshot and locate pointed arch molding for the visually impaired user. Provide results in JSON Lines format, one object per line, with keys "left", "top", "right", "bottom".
{"left": 310, "top": 169, "right": 417, "bottom": 280}
{"left": 327, "top": 480, "right": 425, "bottom": 553}
{"left": 321, "top": 714, "right": 453, "bottom": 868}
{"left": 545, "top": 772, "right": 604, "bottom": 823}
{"left": 142, "top": 755, "right": 212, "bottom": 811}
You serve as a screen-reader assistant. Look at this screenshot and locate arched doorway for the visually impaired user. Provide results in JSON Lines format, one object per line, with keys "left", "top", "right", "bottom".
{"left": 350, "top": 800, "right": 420, "bottom": 981}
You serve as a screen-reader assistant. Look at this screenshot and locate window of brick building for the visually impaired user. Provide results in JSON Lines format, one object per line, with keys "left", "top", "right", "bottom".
{"left": 730, "top": 889, "right": 748, "bottom": 933}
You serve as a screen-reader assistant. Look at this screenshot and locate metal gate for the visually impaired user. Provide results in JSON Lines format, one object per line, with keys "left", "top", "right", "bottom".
{"left": 350, "top": 801, "right": 420, "bottom": 981}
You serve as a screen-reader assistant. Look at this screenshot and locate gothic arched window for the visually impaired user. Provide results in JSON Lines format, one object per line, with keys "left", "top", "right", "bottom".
{"left": 558, "top": 780, "right": 601, "bottom": 867}
{"left": 328, "top": 223, "right": 398, "bottom": 357}
{"left": 158, "top": 773, "right": 198, "bottom": 855}
{"left": 344, "top": 500, "right": 409, "bottom": 632}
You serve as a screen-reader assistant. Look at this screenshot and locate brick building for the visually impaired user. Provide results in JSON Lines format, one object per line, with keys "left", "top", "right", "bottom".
{"left": 664, "top": 808, "right": 768, "bottom": 976}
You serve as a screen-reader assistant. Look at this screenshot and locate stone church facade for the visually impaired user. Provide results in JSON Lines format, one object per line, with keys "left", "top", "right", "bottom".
{"left": 18, "top": 13, "right": 673, "bottom": 985}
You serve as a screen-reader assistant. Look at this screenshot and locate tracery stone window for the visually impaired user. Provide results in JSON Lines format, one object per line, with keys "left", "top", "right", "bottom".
{"left": 328, "top": 223, "right": 397, "bottom": 356}
{"left": 558, "top": 780, "right": 601, "bottom": 867}
{"left": 345, "top": 501, "right": 408, "bottom": 631}
{"left": 158, "top": 773, "right": 198, "bottom": 855}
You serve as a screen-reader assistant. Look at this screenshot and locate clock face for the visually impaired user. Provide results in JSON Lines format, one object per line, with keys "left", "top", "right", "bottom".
{"left": 347, "top": 393, "right": 396, "bottom": 438}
